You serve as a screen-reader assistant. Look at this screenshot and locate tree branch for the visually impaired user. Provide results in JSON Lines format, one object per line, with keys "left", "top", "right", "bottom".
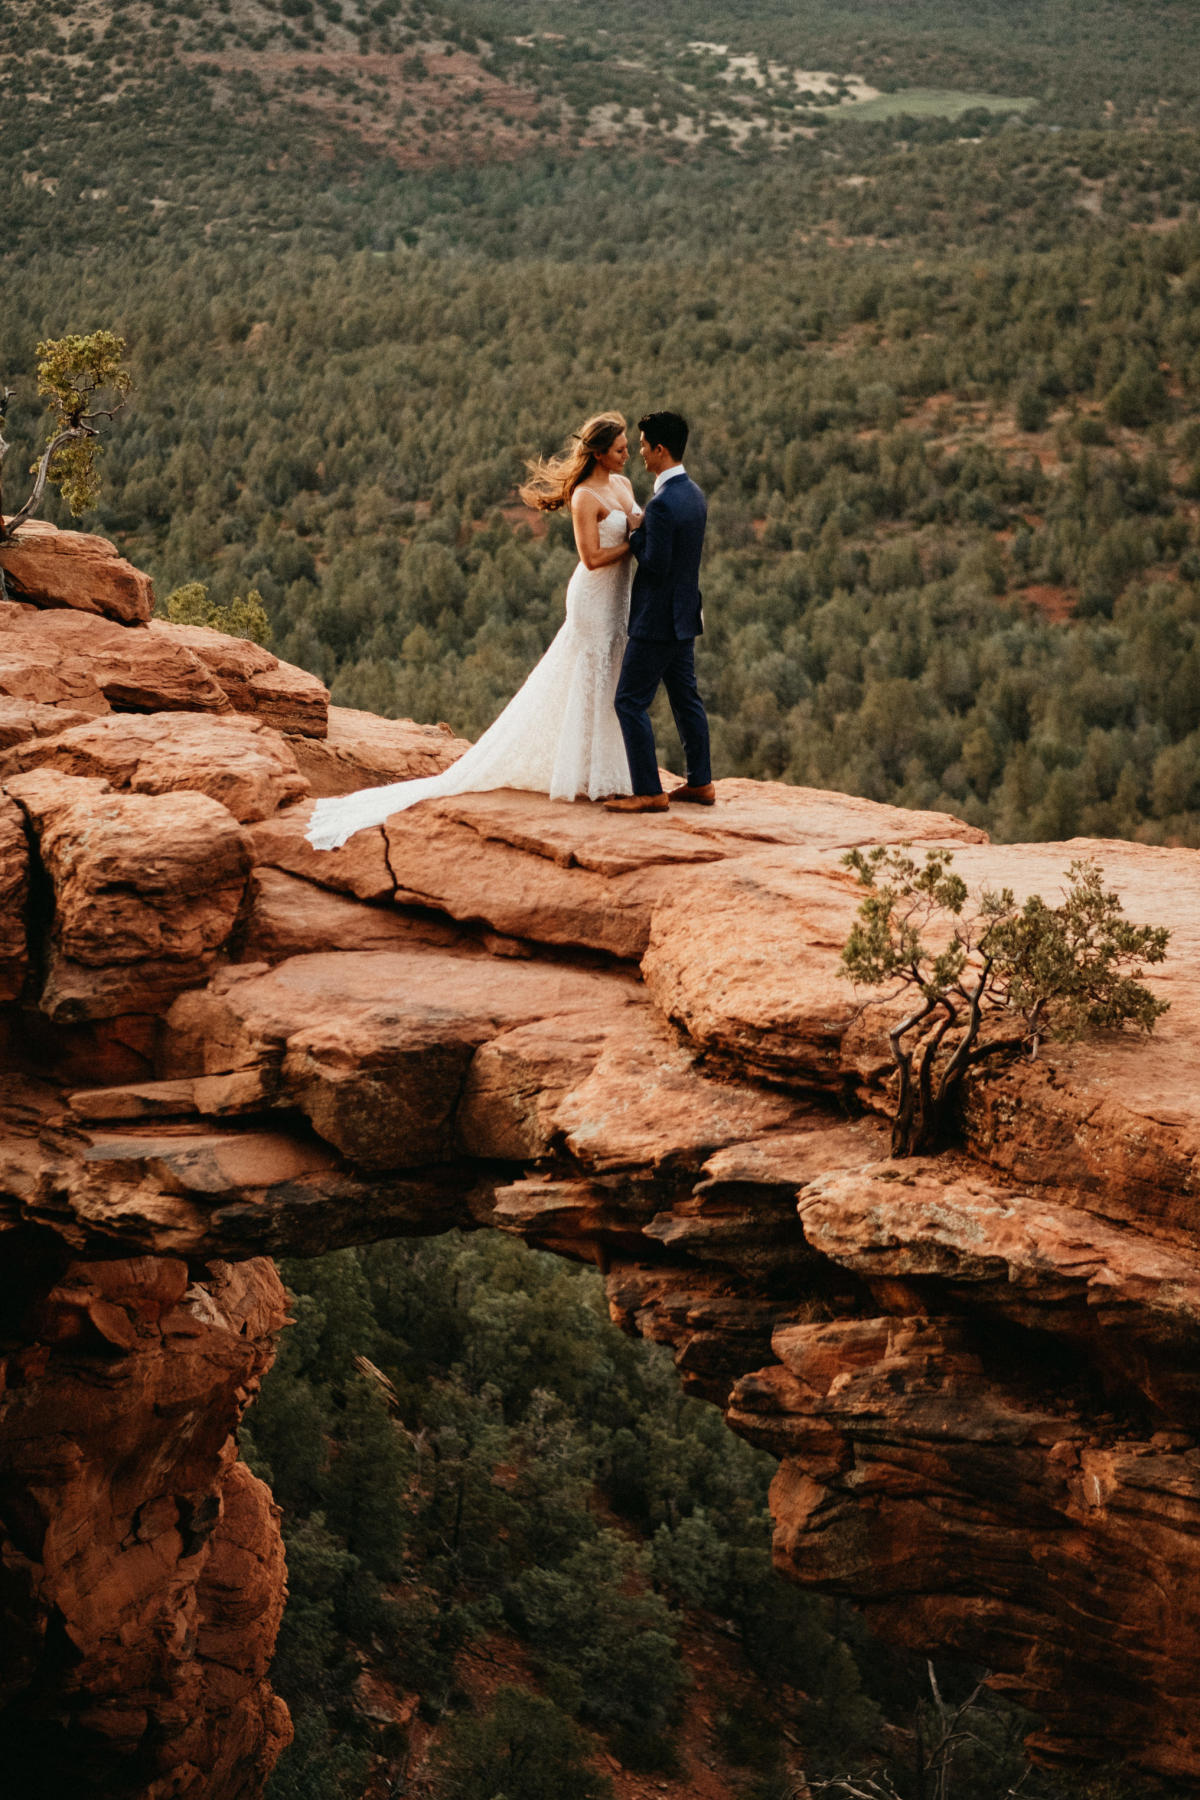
{"left": 935, "top": 957, "right": 990, "bottom": 1104}
{"left": 915, "top": 1000, "right": 957, "bottom": 1151}
{"left": 889, "top": 994, "right": 939, "bottom": 1155}
{"left": 0, "top": 423, "right": 97, "bottom": 540}
{"left": 78, "top": 396, "right": 130, "bottom": 427}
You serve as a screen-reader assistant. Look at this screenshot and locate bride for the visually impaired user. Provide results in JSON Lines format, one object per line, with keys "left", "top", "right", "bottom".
{"left": 306, "top": 412, "right": 640, "bottom": 851}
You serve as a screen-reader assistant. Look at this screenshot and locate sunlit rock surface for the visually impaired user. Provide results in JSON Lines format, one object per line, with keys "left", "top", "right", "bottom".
{"left": 3, "top": 529, "right": 1200, "bottom": 1793}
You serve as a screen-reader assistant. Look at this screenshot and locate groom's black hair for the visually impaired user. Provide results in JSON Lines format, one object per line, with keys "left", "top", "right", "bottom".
{"left": 638, "top": 411, "right": 689, "bottom": 461}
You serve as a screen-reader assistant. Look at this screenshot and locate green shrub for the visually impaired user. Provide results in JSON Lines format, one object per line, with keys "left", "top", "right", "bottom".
{"left": 714, "top": 1698, "right": 786, "bottom": 1772}
{"left": 162, "top": 579, "right": 272, "bottom": 645}
{"left": 1015, "top": 384, "right": 1049, "bottom": 432}
{"left": 430, "top": 1687, "right": 613, "bottom": 1800}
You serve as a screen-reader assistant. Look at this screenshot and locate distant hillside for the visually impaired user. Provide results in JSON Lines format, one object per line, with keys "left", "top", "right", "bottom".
{"left": 8, "top": 0, "right": 1200, "bottom": 238}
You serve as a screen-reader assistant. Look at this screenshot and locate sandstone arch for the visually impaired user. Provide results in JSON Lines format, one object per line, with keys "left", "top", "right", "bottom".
{"left": 2, "top": 528, "right": 1199, "bottom": 1795}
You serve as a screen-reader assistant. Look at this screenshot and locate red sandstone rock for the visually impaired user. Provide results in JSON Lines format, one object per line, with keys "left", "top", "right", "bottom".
{"left": 459, "top": 1012, "right": 620, "bottom": 1161}
{"left": 0, "top": 619, "right": 112, "bottom": 713}
{"left": 256, "top": 782, "right": 983, "bottom": 964}
{"left": 797, "top": 1157, "right": 1200, "bottom": 1412}
{"left": 730, "top": 1313, "right": 1200, "bottom": 1782}
{"left": 379, "top": 784, "right": 964, "bottom": 964}
{"left": 553, "top": 1009, "right": 805, "bottom": 1172}
{"left": 0, "top": 520, "right": 155, "bottom": 624}
{"left": 938, "top": 839, "right": 1200, "bottom": 1243}
{"left": 149, "top": 622, "right": 329, "bottom": 737}
{"left": 0, "top": 1076, "right": 480, "bottom": 1259}
{"left": 68, "top": 1122, "right": 481, "bottom": 1258}
{"left": 661, "top": 776, "right": 987, "bottom": 853}
{"left": 642, "top": 834, "right": 1200, "bottom": 1231}
{"left": 193, "top": 1460, "right": 292, "bottom": 1797}
{"left": 248, "top": 803, "right": 395, "bottom": 901}
{"left": 0, "top": 695, "right": 99, "bottom": 750}
{"left": 387, "top": 784, "right": 978, "bottom": 961}
{"left": 84, "top": 1124, "right": 342, "bottom": 1196}
{"left": 158, "top": 946, "right": 637, "bottom": 1169}
{"left": 642, "top": 847, "right": 892, "bottom": 1086}
{"left": 464, "top": 1002, "right": 812, "bottom": 1174}
{"left": 0, "top": 604, "right": 230, "bottom": 713}
{"left": 71, "top": 1126, "right": 345, "bottom": 1253}
{"left": 696, "top": 1118, "right": 890, "bottom": 1193}
{"left": 0, "top": 793, "right": 28, "bottom": 1002}
{"left": 604, "top": 1259, "right": 808, "bottom": 1403}
{"left": 6, "top": 768, "right": 251, "bottom": 1020}
{"left": 241, "top": 868, "right": 461, "bottom": 962}
{"left": 17, "top": 1015, "right": 159, "bottom": 1089}
{"left": 5, "top": 603, "right": 1200, "bottom": 1793}
{"left": 69, "top": 1078, "right": 200, "bottom": 1121}
{"left": 3, "top": 711, "right": 308, "bottom": 822}
{"left": 0, "top": 1244, "right": 289, "bottom": 1797}
{"left": 643, "top": 1118, "right": 890, "bottom": 1279}
{"left": 287, "top": 704, "right": 468, "bottom": 797}
{"left": 383, "top": 791, "right": 725, "bottom": 958}
{"left": 484, "top": 1174, "right": 664, "bottom": 1266}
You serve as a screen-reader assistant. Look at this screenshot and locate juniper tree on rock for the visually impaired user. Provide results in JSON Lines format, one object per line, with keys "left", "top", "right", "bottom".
{"left": 840, "top": 848, "right": 1169, "bottom": 1156}
{"left": 0, "top": 331, "right": 131, "bottom": 543}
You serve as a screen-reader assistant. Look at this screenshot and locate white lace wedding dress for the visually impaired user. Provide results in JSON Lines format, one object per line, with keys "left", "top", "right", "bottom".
{"left": 306, "top": 508, "right": 635, "bottom": 850}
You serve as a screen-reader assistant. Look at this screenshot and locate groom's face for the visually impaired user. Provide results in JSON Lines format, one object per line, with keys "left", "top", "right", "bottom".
{"left": 639, "top": 432, "right": 668, "bottom": 475}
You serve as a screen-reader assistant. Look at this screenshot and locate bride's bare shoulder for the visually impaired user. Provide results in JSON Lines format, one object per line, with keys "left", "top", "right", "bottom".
{"left": 571, "top": 482, "right": 603, "bottom": 515}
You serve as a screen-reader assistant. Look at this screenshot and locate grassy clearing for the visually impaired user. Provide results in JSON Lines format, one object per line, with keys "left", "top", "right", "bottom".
{"left": 837, "top": 88, "right": 1036, "bottom": 121}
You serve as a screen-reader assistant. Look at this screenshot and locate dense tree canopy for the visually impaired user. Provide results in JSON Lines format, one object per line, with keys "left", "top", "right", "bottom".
{"left": 7, "top": 215, "right": 1200, "bottom": 844}
{"left": 248, "top": 1235, "right": 1169, "bottom": 1800}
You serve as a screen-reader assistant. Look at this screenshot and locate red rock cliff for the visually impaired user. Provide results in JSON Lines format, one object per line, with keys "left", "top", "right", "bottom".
{"left": 2, "top": 523, "right": 1200, "bottom": 1793}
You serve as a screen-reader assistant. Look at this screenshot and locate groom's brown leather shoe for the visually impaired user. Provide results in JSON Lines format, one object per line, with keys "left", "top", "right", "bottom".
{"left": 669, "top": 782, "right": 716, "bottom": 805}
{"left": 604, "top": 793, "right": 670, "bottom": 813}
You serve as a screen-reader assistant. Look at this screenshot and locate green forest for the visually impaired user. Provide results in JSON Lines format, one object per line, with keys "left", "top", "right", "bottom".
{"left": 247, "top": 1234, "right": 1170, "bottom": 1800}
{"left": 6, "top": 0, "right": 1200, "bottom": 1790}
{"left": 9, "top": 223, "right": 1200, "bottom": 846}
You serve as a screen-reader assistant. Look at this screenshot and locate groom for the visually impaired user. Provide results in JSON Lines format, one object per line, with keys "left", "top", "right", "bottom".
{"left": 605, "top": 411, "right": 715, "bottom": 814}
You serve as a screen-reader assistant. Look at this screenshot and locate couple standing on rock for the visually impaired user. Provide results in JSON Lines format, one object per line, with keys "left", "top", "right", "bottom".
{"left": 306, "top": 411, "right": 713, "bottom": 851}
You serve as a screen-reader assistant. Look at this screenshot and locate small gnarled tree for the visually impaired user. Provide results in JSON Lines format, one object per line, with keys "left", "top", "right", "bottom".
{"left": 840, "top": 847, "right": 1169, "bottom": 1157}
{"left": 0, "top": 331, "right": 132, "bottom": 543}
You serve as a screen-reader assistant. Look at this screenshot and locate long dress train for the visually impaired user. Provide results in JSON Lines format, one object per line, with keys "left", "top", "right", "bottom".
{"left": 306, "top": 508, "right": 635, "bottom": 850}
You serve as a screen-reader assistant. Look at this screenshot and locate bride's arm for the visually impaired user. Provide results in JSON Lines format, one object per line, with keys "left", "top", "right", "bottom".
{"left": 571, "top": 490, "right": 631, "bottom": 569}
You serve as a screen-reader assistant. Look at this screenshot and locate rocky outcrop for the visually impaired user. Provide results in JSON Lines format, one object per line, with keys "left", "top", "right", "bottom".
{"left": 148, "top": 622, "right": 329, "bottom": 737}
{"left": 0, "top": 795, "right": 28, "bottom": 1002}
{"left": 0, "top": 519, "right": 154, "bottom": 624}
{"left": 3, "top": 526, "right": 1200, "bottom": 1793}
{"left": 0, "top": 1233, "right": 290, "bottom": 1798}
{"left": 0, "top": 712, "right": 308, "bottom": 823}
{"left": 8, "top": 768, "right": 253, "bottom": 1022}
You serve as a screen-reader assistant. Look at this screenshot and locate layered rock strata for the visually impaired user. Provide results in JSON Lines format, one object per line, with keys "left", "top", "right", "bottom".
{"left": 2, "top": 527, "right": 1200, "bottom": 1792}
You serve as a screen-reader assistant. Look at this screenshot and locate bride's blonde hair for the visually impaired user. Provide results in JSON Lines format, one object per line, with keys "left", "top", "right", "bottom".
{"left": 518, "top": 412, "right": 626, "bottom": 513}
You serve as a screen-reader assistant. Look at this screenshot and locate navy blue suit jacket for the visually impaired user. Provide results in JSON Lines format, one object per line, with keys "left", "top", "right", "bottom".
{"left": 628, "top": 472, "right": 707, "bottom": 642}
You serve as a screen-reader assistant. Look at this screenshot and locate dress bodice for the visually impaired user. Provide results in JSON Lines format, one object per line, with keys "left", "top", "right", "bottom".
{"left": 567, "top": 510, "right": 634, "bottom": 646}
{"left": 598, "top": 507, "right": 632, "bottom": 547}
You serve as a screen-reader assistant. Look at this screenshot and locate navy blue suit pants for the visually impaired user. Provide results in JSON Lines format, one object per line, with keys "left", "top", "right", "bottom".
{"left": 615, "top": 635, "right": 712, "bottom": 796}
